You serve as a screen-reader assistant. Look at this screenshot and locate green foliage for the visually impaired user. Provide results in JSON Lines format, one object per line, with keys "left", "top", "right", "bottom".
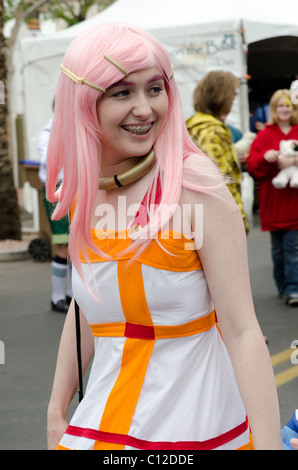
{"left": 46, "top": 1, "right": 116, "bottom": 27}
{"left": 4, "top": 0, "right": 116, "bottom": 25}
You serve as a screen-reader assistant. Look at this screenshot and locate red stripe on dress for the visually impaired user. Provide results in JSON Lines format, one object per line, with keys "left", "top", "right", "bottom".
{"left": 65, "top": 417, "right": 248, "bottom": 450}
{"left": 124, "top": 322, "right": 155, "bottom": 340}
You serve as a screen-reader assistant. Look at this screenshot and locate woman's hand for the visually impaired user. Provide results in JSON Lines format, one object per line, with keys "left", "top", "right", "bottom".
{"left": 278, "top": 154, "right": 298, "bottom": 170}
{"left": 46, "top": 301, "right": 94, "bottom": 450}
{"left": 264, "top": 149, "right": 279, "bottom": 163}
{"left": 291, "top": 438, "right": 298, "bottom": 450}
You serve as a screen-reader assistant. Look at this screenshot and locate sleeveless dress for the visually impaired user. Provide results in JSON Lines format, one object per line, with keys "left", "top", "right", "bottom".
{"left": 57, "top": 180, "right": 253, "bottom": 451}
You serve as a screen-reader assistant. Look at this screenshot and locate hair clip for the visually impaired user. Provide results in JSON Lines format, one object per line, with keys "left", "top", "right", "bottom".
{"left": 169, "top": 65, "right": 174, "bottom": 80}
{"left": 280, "top": 93, "right": 293, "bottom": 107}
{"left": 104, "top": 55, "right": 129, "bottom": 76}
{"left": 60, "top": 64, "right": 106, "bottom": 93}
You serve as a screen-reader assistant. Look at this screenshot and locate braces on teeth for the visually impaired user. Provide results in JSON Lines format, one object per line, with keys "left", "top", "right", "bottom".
{"left": 123, "top": 124, "right": 153, "bottom": 134}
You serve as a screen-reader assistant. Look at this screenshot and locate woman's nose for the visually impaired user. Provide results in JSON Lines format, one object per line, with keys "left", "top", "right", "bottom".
{"left": 132, "top": 93, "right": 152, "bottom": 118}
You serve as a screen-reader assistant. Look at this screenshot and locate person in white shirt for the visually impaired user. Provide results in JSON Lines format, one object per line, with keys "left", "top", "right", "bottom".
{"left": 38, "top": 108, "right": 72, "bottom": 313}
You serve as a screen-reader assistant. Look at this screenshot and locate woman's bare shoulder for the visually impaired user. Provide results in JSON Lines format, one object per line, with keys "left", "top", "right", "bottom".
{"left": 181, "top": 152, "right": 238, "bottom": 211}
{"left": 183, "top": 152, "right": 215, "bottom": 169}
{"left": 182, "top": 152, "right": 223, "bottom": 187}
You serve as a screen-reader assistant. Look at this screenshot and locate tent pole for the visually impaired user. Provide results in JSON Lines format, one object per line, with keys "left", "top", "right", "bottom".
{"left": 239, "top": 19, "right": 250, "bottom": 132}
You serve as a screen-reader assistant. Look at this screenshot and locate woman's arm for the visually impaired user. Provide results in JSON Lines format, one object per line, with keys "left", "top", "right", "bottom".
{"left": 247, "top": 131, "right": 279, "bottom": 180}
{"left": 47, "top": 299, "right": 94, "bottom": 450}
{"left": 184, "top": 155, "right": 283, "bottom": 450}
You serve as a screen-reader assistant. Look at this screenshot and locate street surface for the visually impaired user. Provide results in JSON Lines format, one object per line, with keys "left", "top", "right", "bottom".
{"left": 0, "top": 218, "right": 297, "bottom": 450}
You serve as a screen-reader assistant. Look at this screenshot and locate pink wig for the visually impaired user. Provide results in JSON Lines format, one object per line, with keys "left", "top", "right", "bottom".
{"left": 46, "top": 22, "right": 210, "bottom": 280}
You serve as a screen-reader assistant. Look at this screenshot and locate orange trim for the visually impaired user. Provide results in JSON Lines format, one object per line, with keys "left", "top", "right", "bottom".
{"left": 237, "top": 431, "right": 254, "bottom": 450}
{"left": 79, "top": 229, "right": 202, "bottom": 271}
{"left": 56, "top": 444, "right": 71, "bottom": 450}
{"left": 93, "top": 259, "right": 155, "bottom": 450}
{"left": 93, "top": 338, "right": 155, "bottom": 450}
{"left": 137, "top": 236, "right": 202, "bottom": 271}
{"left": 90, "top": 310, "right": 216, "bottom": 339}
{"left": 117, "top": 260, "right": 154, "bottom": 326}
{"left": 91, "top": 322, "right": 126, "bottom": 337}
{"left": 155, "top": 311, "right": 215, "bottom": 338}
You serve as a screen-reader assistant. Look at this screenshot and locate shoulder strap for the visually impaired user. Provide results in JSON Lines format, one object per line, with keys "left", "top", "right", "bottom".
{"left": 74, "top": 300, "right": 84, "bottom": 402}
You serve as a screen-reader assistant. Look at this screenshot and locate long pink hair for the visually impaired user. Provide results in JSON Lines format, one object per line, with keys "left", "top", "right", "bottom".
{"left": 46, "top": 22, "right": 215, "bottom": 285}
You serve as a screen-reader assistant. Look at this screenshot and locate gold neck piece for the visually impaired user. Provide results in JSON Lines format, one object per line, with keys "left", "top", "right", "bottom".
{"left": 98, "top": 149, "right": 155, "bottom": 190}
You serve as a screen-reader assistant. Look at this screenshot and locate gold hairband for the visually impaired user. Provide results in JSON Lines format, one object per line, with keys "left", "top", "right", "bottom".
{"left": 103, "top": 55, "right": 174, "bottom": 80}
{"left": 60, "top": 56, "right": 174, "bottom": 92}
{"left": 104, "top": 55, "right": 129, "bottom": 76}
{"left": 60, "top": 56, "right": 128, "bottom": 92}
{"left": 60, "top": 64, "right": 106, "bottom": 93}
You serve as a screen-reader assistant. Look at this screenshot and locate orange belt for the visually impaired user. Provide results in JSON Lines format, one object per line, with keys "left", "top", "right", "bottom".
{"left": 89, "top": 309, "right": 216, "bottom": 340}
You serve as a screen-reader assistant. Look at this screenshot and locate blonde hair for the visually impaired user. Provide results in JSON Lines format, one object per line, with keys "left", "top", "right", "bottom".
{"left": 268, "top": 89, "right": 298, "bottom": 125}
{"left": 193, "top": 70, "right": 239, "bottom": 119}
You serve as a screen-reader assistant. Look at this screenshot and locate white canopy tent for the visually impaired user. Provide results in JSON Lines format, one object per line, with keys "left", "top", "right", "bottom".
{"left": 20, "top": 0, "right": 298, "bottom": 163}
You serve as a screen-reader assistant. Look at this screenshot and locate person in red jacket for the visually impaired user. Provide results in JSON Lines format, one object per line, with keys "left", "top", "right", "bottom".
{"left": 247, "top": 89, "right": 298, "bottom": 306}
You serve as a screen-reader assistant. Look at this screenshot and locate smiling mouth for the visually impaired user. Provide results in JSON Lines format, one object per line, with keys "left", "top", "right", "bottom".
{"left": 121, "top": 123, "right": 153, "bottom": 135}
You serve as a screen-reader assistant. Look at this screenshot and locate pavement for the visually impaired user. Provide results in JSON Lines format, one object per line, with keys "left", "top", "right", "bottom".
{"left": 0, "top": 216, "right": 297, "bottom": 450}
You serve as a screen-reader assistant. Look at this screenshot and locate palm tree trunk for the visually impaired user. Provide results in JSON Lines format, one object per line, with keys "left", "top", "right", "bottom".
{"left": 0, "top": 0, "right": 21, "bottom": 240}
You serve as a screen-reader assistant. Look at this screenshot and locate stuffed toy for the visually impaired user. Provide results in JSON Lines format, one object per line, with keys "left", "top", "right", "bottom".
{"left": 235, "top": 132, "right": 256, "bottom": 226}
{"left": 272, "top": 140, "right": 298, "bottom": 189}
{"left": 241, "top": 171, "right": 254, "bottom": 226}
{"left": 234, "top": 131, "right": 256, "bottom": 160}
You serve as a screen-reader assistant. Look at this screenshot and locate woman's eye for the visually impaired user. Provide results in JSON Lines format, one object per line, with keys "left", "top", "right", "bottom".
{"left": 149, "top": 85, "right": 163, "bottom": 95}
{"left": 112, "top": 89, "right": 130, "bottom": 98}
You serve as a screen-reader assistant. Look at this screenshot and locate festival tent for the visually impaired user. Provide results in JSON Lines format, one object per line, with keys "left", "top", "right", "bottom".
{"left": 20, "top": 0, "right": 298, "bottom": 163}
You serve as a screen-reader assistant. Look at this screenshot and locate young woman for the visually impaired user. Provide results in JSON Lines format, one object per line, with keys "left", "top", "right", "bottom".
{"left": 247, "top": 89, "right": 298, "bottom": 306}
{"left": 46, "top": 22, "right": 282, "bottom": 450}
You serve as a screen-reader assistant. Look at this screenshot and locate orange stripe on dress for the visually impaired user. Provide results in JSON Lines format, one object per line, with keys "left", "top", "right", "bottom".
{"left": 79, "top": 230, "right": 202, "bottom": 271}
{"left": 90, "top": 310, "right": 216, "bottom": 339}
{"left": 93, "top": 259, "right": 155, "bottom": 450}
{"left": 117, "top": 260, "right": 154, "bottom": 326}
{"left": 93, "top": 338, "right": 155, "bottom": 450}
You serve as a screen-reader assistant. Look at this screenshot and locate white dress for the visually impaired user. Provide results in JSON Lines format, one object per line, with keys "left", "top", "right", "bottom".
{"left": 57, "top": 181, "right": 253, "bottom": 451}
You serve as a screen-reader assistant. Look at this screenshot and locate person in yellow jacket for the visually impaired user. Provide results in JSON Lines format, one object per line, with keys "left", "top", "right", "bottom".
{"left": 186, "top": 71, "right": 249, "bottom": 233}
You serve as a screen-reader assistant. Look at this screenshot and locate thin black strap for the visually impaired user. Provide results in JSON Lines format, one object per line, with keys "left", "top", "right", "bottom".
{"left": 74, "top": 300, "right": 84, "bottom": 402}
